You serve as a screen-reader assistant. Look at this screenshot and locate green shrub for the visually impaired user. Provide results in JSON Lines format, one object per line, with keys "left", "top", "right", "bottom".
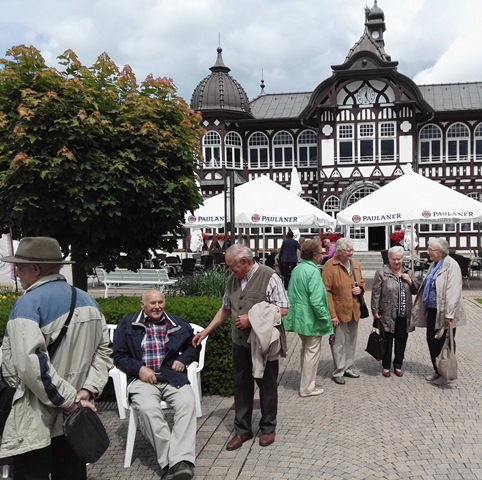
{"left": 0, "top": 293, "right": 20, "bottom": 336}
{"left": 0, "top": 292, "right": 234, "bottom": 396}
{"left": 174, "top": 266, "right": 229, "bottom": 297}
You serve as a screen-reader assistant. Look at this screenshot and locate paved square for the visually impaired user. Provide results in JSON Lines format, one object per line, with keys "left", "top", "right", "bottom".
{"left": 88, "top": 276, "right": 482, "bottom": 480}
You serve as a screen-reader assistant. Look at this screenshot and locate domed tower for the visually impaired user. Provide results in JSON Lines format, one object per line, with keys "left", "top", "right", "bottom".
{"left": 190, "top": 47, "right": 252, "bottom": 120}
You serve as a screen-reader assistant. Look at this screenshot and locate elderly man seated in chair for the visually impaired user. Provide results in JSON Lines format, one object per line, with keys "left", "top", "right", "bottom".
{"left": 113, "top": 289, "right": 201, "bottom": 480}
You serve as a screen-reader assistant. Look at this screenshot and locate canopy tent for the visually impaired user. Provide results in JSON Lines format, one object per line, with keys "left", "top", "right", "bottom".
{"left": 185, "top": 175, "right": 336, "bottom": 229}
{"left": 336, "top": 170, "right": 482, "bottom": 226}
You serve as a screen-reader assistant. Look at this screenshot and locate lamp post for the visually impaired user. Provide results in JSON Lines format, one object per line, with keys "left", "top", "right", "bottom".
{"left": 224, "top": 170, "right": 236, "bottom": 250}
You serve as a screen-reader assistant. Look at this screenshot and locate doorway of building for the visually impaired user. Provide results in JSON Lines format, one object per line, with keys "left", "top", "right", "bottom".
{"left": 368, "top": 226, "right": 385, "bottom": 251}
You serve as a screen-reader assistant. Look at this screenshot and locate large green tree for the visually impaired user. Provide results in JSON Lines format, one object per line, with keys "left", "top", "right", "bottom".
{"left": 0, "top": 46, "right": 204, "bottom": 289}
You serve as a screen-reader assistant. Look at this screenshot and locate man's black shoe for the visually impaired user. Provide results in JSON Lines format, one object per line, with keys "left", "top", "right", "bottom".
{"left": 332, "top": 376, "right": 345, "bottom": 385}
{"left": 165, "top": 461, "right": 194, "bottom": 480}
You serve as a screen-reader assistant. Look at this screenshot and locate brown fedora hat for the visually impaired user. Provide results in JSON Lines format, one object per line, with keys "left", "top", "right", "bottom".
{"left": 1, "top": 237, "right": 74, "bottom": 264}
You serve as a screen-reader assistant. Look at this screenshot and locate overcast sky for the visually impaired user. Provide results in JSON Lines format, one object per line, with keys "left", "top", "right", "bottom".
{"left": 1, "top": 0, "right": 481, "bottom": 102}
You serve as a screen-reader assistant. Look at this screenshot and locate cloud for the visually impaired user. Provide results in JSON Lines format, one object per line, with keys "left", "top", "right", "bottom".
{"left": 1, "top": 0, "right": 482, "bottom": 101}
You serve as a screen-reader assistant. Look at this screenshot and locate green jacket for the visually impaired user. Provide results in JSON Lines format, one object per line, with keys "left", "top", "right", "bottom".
{"left": 284, "top": 260, "right": 333, "bottom": 337}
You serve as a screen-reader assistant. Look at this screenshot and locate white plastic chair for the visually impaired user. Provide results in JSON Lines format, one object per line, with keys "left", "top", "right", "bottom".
{"left": 107, "top": 323, "right": 208, "bottom": 467}
{"left": 107, "top": 325, "right": 127, "bottom": 419}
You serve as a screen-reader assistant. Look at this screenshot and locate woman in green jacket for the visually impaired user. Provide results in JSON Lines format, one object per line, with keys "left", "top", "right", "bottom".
{"left": 285, "top": 239, "right": 333, "bottom": 397}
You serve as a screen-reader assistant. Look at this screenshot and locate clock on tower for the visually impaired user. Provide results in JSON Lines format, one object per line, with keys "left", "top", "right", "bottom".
{"left": 356, "top": 85, "right": 376, "bottom": 105}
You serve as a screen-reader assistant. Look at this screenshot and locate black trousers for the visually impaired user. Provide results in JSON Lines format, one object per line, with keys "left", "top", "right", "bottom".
{"left": 426, "top": 307, "right": 456, "bottom": 373}
{"left": 14, "top": 435, "right": 86, "bottom": 480}
{"left": 281, "top": 262, "right": 297, "bottom": 289}
{"left": 382, "top": 316, "right": 408, "bottom": 370}
{"left": 232, "top": 342, "right": 278, "bottom": 436}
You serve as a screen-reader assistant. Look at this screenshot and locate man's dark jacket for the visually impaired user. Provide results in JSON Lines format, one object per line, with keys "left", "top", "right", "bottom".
{"left": 113, "top": 311, "right": 201, "bottom": 389}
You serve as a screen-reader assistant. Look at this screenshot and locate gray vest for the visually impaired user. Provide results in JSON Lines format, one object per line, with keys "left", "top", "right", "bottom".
{"left": 226, "top": 265, "right": 274, "bottom": 347}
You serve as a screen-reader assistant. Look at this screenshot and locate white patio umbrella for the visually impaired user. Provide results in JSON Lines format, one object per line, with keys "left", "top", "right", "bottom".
{"left": 185, "top": 175, "right": 335, "bottom": 229}
{"left": 337, "top": 169, "right": 482, "bottom": 270}
{"left": 337, "top": 169, "right": 482, "bottom": 226}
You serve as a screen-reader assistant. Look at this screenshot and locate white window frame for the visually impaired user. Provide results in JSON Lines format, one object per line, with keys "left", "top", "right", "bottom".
{"left": 419, "top": 124, "right": 442, "bottom": 163}
{"left": 337, "top": 124, "right": 354, "bottom": 163}
{"left": 272, "top": 131, "right": 294, "bottom": 168}
{"left": 225, "top": 131, "right": 242, "bottom": 169}
{"left": 379, "top": 122, "right": 396, "bottom": 162}
{"left": 248, "top": 132, "right": 269, "bottom": 169}
{"left": 474, "top": 124, "right": 482, "bottom": 162}
{"left": 358, "top": 123, "right": 375, "bottom": 163}
{"left": 202, "top": 131, "right": 222, "bottom": 169}
{"left": 298, "top": 130, "right": 318, "bottom": 167}
{"left": 446, "top": 122, "right": 469, "bottom": 162}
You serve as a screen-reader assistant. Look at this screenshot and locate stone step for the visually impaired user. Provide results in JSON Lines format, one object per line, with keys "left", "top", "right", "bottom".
{"left": 353, "top": 252, "right": 384, "bottom": 271}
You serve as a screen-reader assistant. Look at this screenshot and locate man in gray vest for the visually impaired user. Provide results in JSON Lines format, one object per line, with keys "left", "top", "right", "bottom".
{"left": 192, "top": 244, "right": 288, "bottom": 450}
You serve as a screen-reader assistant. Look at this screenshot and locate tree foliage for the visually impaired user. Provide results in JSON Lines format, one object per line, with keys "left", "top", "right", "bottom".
{"left": 0, "top": 45, "right": 204, "bottom": 287}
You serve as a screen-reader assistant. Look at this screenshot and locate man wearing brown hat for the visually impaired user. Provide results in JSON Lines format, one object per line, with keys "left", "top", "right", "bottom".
{"left": 0, "top": 237, "right": 112, "bottom": 480}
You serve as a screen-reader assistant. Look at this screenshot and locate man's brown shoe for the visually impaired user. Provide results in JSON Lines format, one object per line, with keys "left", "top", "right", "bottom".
{"left": 226, "top": 433, "right": 253, "bottom": 451}
{"left": 259, "top": 432, "right": 276, "bottom": 447}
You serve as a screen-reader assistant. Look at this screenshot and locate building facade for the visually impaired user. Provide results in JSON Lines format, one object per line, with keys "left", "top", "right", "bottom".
{"left": 190, "top": 1, "right": 482, "bottom": 253}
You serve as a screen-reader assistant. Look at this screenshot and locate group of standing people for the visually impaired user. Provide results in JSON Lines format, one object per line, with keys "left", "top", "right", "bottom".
{"left": 372, "top": 237, "right": 465, "bottom": 386}
{"left": 284, "top": 235, "right": 466, "bottom": 396}
{"left": 0, "top": 234, "right": 466, "bottom": 479}
{"left": 284, "top": 237, "right": 366, "bottom": 394}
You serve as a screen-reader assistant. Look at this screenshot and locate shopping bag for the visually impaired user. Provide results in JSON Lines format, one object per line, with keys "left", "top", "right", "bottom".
{"left": 436, "top": 326, "right": 457, "bottom": 381}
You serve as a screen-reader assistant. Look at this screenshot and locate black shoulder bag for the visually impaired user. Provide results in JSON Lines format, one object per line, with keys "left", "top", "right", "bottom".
{"left": 352, "top": 265, "right": 369, "bottom": 319}
{"left": 0, "top": 285, "right": 76, "bottom": 436}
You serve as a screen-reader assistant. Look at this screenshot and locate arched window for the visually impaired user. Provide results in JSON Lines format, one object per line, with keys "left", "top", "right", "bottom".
{"left": 248, "top": 132, "right": 269, "bottom": 169}
{"left": 346, "top": 187, "right": 377, "bottom": 241}
{"left": 272, "top": 131, "right": 294, "bottom": 168}
{"left": 323, "top": 196, "right": 340, "bottom": 221}
{"left": 298, "top": 130, "right": 317, "bottom": 167}
{"left": 303, "top": 197, "right": 319, "bottom": 206}
{"left": 419, "top": 124, "right": 442, "bottom": 163}
{"left": 474, "top": 123, "right": 482, "bottom": 161}
{"left": 324, "top": 195, "right": 340, "bottom": 212}
{"left": 202, "top": 131, "right": 221, "bottom": 168}
{"left": 447, "top": 123, "right": 469, "bottom": 162}
{"left": 225, "top": 131, "right": 242, "bottom": 169}
{"left": 347, "top": 186, "right": 377, "bottom": 205}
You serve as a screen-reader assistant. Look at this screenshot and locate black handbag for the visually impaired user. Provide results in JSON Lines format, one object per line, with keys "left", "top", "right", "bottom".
{"left": 352, "top": 266, "right": 369, "bottom": 318}
{"left": 365, "top": 327, "right": 386, "bottom": 361}
{"left": 358, "top": 295, "right": 369, "bottom": 319}
{"left": 0, "top": 286, "right": 76, "bottom": 437}
{"left": 63, "top": 405, "right": 110, "bottom": 463}
{"left": 0, "top": 372, "right": 15, "bottom": 436}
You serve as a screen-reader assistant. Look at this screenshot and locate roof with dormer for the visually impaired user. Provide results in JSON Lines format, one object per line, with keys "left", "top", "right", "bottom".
{"left": 247, "top": 82, "right": 482, "bottom": 120}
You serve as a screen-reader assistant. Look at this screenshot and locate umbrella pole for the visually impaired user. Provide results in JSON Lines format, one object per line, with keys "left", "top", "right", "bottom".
{"left": 410, "top": 224, "right": 414, "bottom": 272}
{"left": 262, "top": 227, "right": 266, "bottom": 262}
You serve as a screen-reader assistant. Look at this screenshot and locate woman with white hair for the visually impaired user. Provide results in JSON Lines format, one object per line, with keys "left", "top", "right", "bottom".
{"left": 371, "top": 246, "right": 419, "bottom": 378}
{"left": 322, "top": 238, "right": 366, "bottom": 385}
{"left": 411, "top": 237, "right": 466, "bottom": 386}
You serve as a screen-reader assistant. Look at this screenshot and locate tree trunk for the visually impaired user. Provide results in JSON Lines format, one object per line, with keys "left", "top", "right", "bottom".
{"left": 70, "top": 245, "right": 88, "bottom": 291}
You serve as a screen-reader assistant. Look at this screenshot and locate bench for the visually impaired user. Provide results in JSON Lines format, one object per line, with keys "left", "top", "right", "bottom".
{"left": 95, "top": 268, "right": 177, "bottom": 298}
